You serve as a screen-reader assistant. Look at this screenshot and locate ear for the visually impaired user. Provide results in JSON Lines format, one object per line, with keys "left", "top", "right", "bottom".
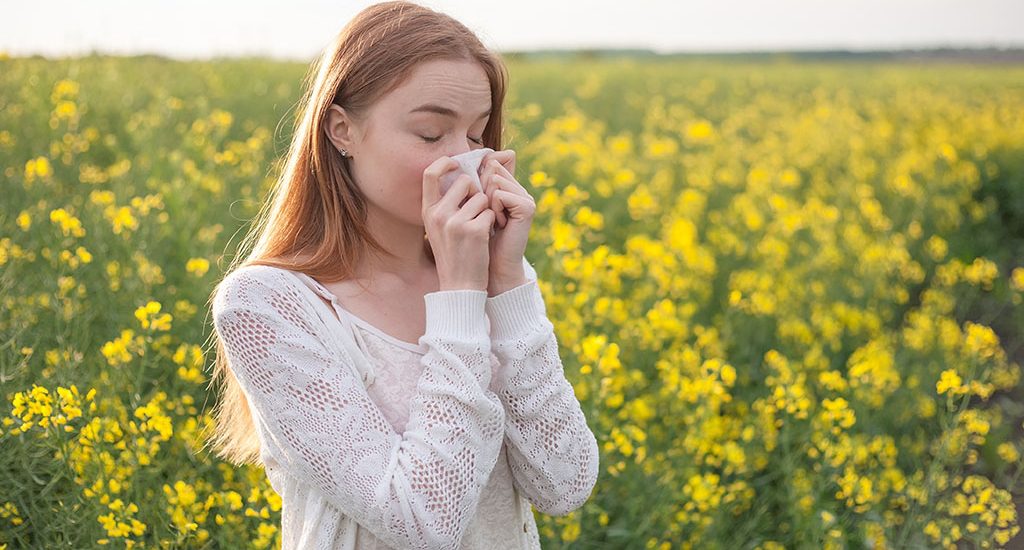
{"left": 324, "top": 104, "right": 360, "bottom": 155}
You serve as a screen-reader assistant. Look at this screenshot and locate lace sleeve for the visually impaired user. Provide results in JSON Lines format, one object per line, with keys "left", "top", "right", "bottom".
{"left": 483, "top": 258, "right": 600, "bottom": 516}
{"left": 212, "top": 268, "right": 506, "bottom": 549}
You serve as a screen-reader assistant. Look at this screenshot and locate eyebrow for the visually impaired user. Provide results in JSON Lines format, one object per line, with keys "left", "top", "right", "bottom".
{"left": 409, "top": 103, "right": 491, "bottom": 119}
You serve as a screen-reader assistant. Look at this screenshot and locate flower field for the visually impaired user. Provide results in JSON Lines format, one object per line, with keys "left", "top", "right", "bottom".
{"left": 2, "top": 54, "right": 1023, "bottom": 548}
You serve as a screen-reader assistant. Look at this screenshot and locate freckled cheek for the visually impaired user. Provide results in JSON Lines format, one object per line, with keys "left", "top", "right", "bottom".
{"left": 409, "top": 154, "right": 442, "bottom": 195}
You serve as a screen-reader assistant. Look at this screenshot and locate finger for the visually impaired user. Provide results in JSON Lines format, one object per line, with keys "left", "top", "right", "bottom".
{"left": 479, "top": 178, "right": 499, "bottom": 228}
{"left": 451, "top": 190, "right": 491, "bottom": 224}
{"left": 486, "top": 173, "right": 533, "bottom": 208}
{"left": 481, "top": 149, "right": 515, "bottom": 180}
{"left": 464, "top": 200, "right": 495, "bottom": 233}
{"left": 444, "top": 173, "right": 479, "bottom": 211}
{"left": 480, "top": 150, "right": 514, "bottom": 178}
{"left": 491, "top": 188, "right": 535, "bottom": 221}
{"left": 482, "top": 161, "right": 530, "bottom": 199}
{"left": 488, "top": 188, "right": 506, "bottom": 227}
{"left": 423, "top": 156, "right": 460, "bottom": 209}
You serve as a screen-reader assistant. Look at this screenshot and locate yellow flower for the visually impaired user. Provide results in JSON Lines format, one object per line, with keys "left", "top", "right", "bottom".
{"left": 6, "top": 384, "right": 93, "bottom": 435}
{"left": 646, "top": 136, "right": 678, "bottom": 158}
{"left": 135, "top": 300, "right": 172, "bottom": 331}
{"left": 818, "top": 370, "right": 848, "bottom": 392}
{"left": 51, "top": 79, "right": 79, "bottom": 102}
{"left": 927, "top": 235, "right": 948, "bottom": 261}
{"left": 90, "top": 190, "right": 117, "bottom": 206}
{"left": 105, "top": 205, "right": 139, "bottom": 235}
{"left": 528, "top": 171, "right": 552, "bottom": 188}
{"left": 962, "top": 257, "right": 998, "bottom": 290}
{"left": 102, "top": 329, "right": 143, "bottom": 366}
{"left": 185, "top": 257, "right": 210, "bottom": 277}
{"left": 572, "top": 206, "right": 604, "bottom": 231}
{"left": 560, "top": 519, "right": 581, "bottom": 543}
{"left": 936, "top": 369, "right": 966, "bottom": 395}
{"left": 550, "top": 220, "right": 580, "bottom": 252}
{"left": 211, "top": 109, "right": 234, "bottom": 128}
{"left": 627, "top": 185, "right": 657, "bottom": 220}
{"left": 685, "top": 120, "right": 714, "bottom": 142}
{"left": 54, "top": 100, "right": 77, "bottom": 120}
{"left": 49, "top": 208, "right": 86, "bottom": 238}
{"left": 76, "top": 246, "right": 93, "bottom": 264}
{"left": 962, "top": 321, "right": 1002, "bottom": 361}
{"left": 15, "top": 211, "right": 30, "bottom": 231}
{"left": 996, "top": 442, "right": 1019, "bottom": 463}
{"left": 821, "top": 397, "right": 856, "bottom": 430}
{"left": 1011, "top": 267, "right": 1024, "bottom": 292}
{"left": 25, "top": 156, "right": 52, "bottom": 184}
{"left": 719, "top": 364, "right": 737, "bottom": 386}
{"left": 173, "top": 344, "right": 206, "bottom": 383}
{"left": 959, "top": 411, "right": 990, "bottom": 446}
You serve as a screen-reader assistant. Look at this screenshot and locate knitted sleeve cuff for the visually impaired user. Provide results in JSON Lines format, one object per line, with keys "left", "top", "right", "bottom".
{"left": 422, "top": 289, "right": 490, "bottom": 341}
{"left": 484, "top": 279, "right": 549, "bottom": 342}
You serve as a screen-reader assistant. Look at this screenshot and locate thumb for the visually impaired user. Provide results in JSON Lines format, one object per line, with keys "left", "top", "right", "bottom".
{"left": 423, "top": 155, "right": 457, "bottom": 208}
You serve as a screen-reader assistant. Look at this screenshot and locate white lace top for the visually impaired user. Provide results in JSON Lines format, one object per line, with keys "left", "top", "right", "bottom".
{"left": 211, "top": 257, "right": 599, "bottom": 549}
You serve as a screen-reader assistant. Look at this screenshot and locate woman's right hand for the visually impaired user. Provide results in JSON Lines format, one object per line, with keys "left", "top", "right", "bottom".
{"left": 422, "top": 156, "right": 495, "bottom": 292}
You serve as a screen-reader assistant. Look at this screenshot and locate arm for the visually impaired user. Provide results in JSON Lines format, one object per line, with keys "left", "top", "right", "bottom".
{"left": 483, "top": 257, "right": 600, "bottom": 516}
{"left": 212, "top": 268, "right": 505, "bottom": 550}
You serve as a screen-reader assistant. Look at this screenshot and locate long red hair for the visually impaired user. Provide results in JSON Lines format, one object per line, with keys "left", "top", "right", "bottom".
{"left": 202, "top": 0, "right": 510, "bottom": 466}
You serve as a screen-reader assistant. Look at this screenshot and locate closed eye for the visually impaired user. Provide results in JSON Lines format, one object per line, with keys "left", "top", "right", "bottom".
{"left": 421, "top": 135, "right": 484, "bottom": 145}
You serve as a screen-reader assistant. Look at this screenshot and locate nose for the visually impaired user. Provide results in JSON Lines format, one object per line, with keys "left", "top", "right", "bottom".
{"left": 449, "top": 145, "right": 471, "bottom": 158}
{"left": 448, "top": 137, "right": 478, "bottom": 158}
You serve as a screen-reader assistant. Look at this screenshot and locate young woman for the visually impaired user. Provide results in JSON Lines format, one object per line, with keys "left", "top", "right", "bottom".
{"left": 206, "top": 2, "right": 599, "bottom": 548}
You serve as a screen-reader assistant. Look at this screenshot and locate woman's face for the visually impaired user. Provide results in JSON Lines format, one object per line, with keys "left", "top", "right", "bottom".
{"left": 326, "top": 58, "right": 493, "bottom": 228}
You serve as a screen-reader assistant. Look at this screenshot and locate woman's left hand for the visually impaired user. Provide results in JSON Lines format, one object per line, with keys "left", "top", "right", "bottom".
{"left": 479, "top": 148, "right": 536, "bottom": 296}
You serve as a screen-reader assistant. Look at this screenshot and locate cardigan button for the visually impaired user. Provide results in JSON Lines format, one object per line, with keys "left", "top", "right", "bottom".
{"left": 523, "top": 522, "right": 527, "bottom": 533}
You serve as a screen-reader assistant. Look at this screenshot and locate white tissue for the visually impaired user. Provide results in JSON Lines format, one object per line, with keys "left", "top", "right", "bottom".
{"left": 439, "top": 147, "right": 495, "bottom": 196}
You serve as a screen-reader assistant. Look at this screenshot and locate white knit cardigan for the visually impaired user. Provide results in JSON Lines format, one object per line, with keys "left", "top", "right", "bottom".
{"left": 211, "top": 256, "right": 600, "bottom": 549}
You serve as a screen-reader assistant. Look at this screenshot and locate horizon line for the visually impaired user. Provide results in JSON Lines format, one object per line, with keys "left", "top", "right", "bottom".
{"left": 4, "top": 44, "right": 1024, "bottom": 63}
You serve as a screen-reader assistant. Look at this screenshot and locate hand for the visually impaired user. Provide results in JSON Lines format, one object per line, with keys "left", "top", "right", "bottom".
{"left": 479, "top": 149, "right": 536, "bottom": 295}
{"left": 422, "top": 156, "right": 496, "bottom": 292}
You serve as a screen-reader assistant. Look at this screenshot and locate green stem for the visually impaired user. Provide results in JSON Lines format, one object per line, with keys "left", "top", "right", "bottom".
{"left": 893, "top": 389, "right": 972, "bottom": 547}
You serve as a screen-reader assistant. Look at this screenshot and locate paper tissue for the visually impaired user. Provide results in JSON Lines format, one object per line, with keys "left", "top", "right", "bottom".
{"left": 438, "top": 147, "right": 495, "bottom": 196}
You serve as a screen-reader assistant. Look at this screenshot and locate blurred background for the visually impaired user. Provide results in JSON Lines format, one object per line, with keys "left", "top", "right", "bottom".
{"left": 2, "top": 0, "right": 1023, "bottom": 59}
{"left": 2, "top": 1, "right": 1024, "bottom": 549}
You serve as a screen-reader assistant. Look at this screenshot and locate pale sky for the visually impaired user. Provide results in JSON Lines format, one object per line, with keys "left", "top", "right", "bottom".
{"left": 2, "top": 0, "right": 1022, "bottom": 60}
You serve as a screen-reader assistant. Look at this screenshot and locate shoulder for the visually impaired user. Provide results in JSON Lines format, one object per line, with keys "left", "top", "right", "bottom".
{"left": 212, "top": 264, "right": 302, "bottom": 319}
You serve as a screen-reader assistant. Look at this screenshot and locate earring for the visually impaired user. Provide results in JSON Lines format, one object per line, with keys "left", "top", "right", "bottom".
{"left": 339, "top": 148, "right": 349, "bottom": 158}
